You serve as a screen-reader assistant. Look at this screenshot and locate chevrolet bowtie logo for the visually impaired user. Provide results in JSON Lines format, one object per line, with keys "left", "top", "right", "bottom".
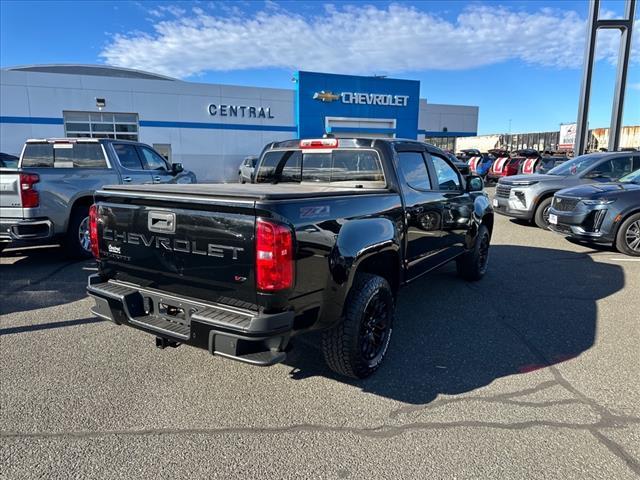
{"left": 313, "top": 91, "right": 340, "bottom": 102}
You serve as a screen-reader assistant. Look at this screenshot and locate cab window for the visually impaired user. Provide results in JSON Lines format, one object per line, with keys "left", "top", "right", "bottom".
{"left": 397, "top": 151, "right": 431, "bottom": 190}
{"left": 430, "top": 154, "right": 461, "bottom": 191}
{"left": 113, "top": 144, "right": 143, "bottom": 170}
{"left": 137, "top": 146, "right": 168, "bottom": 171}
{"left": 21, "top": 143, "right": 54, "bottom": 167}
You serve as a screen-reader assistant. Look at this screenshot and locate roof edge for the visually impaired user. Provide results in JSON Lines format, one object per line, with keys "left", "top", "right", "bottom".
{"left": 2, "top": 64, "right": 178, "bottom": 81}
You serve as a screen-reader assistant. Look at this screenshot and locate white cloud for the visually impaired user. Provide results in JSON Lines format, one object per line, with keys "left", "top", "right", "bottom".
{"left": 629, "top": 82, "right": 640, "bottom": 90}
{"left": 147, "top": 4, "right": 186, "bottom": 19}
{"left": 100, "top": 3, "right": 639, "bottom": 79}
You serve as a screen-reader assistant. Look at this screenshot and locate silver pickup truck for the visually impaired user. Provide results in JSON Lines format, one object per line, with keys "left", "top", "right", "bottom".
{"left": 0, "top": 138, "right": 196, "bottom": 257}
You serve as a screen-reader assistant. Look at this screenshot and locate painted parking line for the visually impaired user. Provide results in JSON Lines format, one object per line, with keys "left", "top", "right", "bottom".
{"left": 608, "top": 257, "right": 640, "bottom": 262}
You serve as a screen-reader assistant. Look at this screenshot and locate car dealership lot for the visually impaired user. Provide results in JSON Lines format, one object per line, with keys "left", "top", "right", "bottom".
{"left": 1, "top": 191, "right": 639, "bottom": 479}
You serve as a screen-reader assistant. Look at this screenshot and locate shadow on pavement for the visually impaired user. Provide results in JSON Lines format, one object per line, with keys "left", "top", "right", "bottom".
{"left": 0, "top": 317, "right": 102, "bottom": 335}
{"left": 283, "top": 245, "right": 625, "bottom": 404}
{"left": 509, "top": 218, "right": 537, "bottom": 228}
{"left": 565, "top": 237, "right": 618, "bottom": 254}
{"left": 0, "top": 245, "right": 94, "bottom": 315}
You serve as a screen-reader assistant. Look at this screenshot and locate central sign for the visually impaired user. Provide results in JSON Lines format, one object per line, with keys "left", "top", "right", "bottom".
{"left": 207, "top": 104, "right": 274, "bottom": 119}
{"left": 313, "top": 90, "right": 410, "bottom": 107}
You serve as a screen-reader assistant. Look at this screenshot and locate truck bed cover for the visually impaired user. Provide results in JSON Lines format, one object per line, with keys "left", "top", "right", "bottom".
{"left": 99, "top": 182, "right": 391, "bottom": 201}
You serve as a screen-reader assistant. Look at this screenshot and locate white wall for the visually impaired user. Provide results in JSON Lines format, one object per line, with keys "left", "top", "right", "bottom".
{"left": 0, "top": 69, "right": 296, "bottom": 181}
{"left": 417, "top": 100, "right": 479, "bottom": 135}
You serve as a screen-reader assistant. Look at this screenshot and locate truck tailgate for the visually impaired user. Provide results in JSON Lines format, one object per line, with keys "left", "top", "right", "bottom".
{"left": 96, "top": 193, "right": 257, "bottom": 309}
{"left": 0, "top": 169, "right": 22, "bottom": 217}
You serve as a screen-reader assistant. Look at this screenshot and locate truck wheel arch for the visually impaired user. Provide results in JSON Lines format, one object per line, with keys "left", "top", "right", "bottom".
{"left": 317, "top": 218, "right": 401, "bottom": 329}
{"left": 65, "top": 196, "right": 95, "bottom": 232}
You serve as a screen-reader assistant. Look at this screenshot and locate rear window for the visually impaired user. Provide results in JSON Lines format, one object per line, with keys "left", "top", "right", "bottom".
{"left": 21, "top": 143, "right": 106, "bottom": 168}
{"left": 255, "top": 149, "right": 385, "bottom": 187}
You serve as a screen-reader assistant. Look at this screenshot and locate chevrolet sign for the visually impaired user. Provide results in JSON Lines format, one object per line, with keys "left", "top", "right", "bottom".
{"left": 313, "top": 91, "right": 409, "bottom": 107}
{"left": 313, "top": 91, "right": 341, "bottom": 102}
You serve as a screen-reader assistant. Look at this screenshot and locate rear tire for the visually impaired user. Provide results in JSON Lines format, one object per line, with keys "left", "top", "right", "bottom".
{"left": 322, "top": 273, "right": 394, "bottom": 379}
{"left": 456, "top": 224, "right": 491, "bottom": 281}
{"left": 534, "top": 197, "right": 553, "bottom": 230}
{"left": 615, "top": 213, "right": 640, "bottom": 257}
{"left": 64, "top": 207, "right": 92, "bottom": 259}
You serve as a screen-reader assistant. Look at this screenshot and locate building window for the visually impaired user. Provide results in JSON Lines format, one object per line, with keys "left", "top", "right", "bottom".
{"left": 424, "top": 136, "right": 456, "bottom": 152}
{"left": 63, "top": 111, "right": 139, "bottom": 141}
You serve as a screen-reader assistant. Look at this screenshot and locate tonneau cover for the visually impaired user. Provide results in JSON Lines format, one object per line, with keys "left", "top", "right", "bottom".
{"left": 100, "top": 182, "right": 391, "bottom": 201}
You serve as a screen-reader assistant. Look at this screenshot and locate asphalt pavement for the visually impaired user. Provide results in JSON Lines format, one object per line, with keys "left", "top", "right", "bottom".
{"left": 1, "top": 191, "right": 639, "bottom": 479}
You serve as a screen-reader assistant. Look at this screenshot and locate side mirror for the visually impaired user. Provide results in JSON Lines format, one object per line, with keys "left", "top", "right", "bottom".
{"left": 171, "top": 162, "right": 184, "bottom": 175}
{"left": 467, "top": 175, "right": 484, "bottom": 192}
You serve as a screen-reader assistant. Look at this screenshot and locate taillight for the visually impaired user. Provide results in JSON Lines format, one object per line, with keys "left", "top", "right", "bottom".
{"left": 256, "top": 218, "right": 293, "bottom": 292}
{"left": 19, "top": 173, "right": 40, "bottom": 208}
{"left": 89, "top": 204, "right": 100, "bottom": 259}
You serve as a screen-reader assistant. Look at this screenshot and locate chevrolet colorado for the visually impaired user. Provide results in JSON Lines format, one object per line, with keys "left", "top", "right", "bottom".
{"left": 87, "top": 138, "right": 493, "bottom": 378}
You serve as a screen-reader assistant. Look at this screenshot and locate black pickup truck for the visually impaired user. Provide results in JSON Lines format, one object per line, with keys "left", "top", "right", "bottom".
{"left": 87, "top": 138, "right": 493, "bottom": 378}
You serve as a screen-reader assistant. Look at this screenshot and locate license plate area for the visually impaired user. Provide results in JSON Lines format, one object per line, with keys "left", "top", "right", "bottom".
{"left": 159, "top": 303, "right": 187, "bottom": 324}
{"left": 548, "top": 213, "right": 558, "bottom": 225}
{"left": 139, "top": 294, "right": 192, "bottom": 328}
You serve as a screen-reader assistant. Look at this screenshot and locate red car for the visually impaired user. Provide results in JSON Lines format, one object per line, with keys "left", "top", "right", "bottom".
{"left": 485, "top": 149, "right": 516, "bottom": 184}
{"left": 517, "top": 149, "right": 544, "bottom": 174}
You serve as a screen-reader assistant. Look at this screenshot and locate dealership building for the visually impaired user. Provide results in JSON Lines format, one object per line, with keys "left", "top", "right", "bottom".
{"left": 0, "top": 65, "right": 478, "bottom": 181}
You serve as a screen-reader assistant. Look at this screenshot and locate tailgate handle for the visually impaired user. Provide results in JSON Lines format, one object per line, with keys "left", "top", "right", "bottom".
{"left": 148, "top": 211, "right": 176, "bottom": 233}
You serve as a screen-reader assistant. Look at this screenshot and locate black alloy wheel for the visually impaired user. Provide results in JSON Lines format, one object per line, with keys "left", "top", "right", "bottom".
{"left": 322, "top": 273, "right": 395, "bottom": 379}
{"left": 359, "top": 290, "right": 392, "bottom": 365}
{"left": 457, "top": 224, "right": 491, "bottom": 281}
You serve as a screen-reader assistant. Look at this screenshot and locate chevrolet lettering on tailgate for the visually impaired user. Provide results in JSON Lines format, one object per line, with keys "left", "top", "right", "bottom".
{"left": 103, "top": 228, "right": 244, "bottom": 259}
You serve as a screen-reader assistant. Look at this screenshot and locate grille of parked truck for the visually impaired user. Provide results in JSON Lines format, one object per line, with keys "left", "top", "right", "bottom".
{"left": 86, "top": 137, "right": 493, "bottom": 378}
{"left": 0, "top": 138, "right": 196, "bottom": 256}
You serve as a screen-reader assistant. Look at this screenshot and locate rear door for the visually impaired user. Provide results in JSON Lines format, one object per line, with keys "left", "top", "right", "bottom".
{"left": 110, "top": 143, "right": 153, "bottom": 184}
{"left": 425, "top": 151, "right": 473, "bottom": 253}
{"left": 395, "top": 146, "right": 455, "bottom": 280}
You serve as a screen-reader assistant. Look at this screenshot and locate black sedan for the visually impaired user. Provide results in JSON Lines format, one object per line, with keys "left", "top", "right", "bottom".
{"left": 548, "top": 169, "right": 640, "bottom": 256}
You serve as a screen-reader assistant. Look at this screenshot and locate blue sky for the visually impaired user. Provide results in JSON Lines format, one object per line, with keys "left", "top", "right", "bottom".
{"left": 1, "top": 0, "right": 638, "bottom": 135}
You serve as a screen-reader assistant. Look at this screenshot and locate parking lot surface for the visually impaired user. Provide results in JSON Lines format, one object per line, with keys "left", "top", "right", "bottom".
{"left": 1, "top": 189, "right": 639, "bottom": 479}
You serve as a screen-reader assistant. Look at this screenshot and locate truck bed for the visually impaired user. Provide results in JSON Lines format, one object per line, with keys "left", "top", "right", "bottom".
{"left": 100, "top": 182, "right": 391, "bottom": 200}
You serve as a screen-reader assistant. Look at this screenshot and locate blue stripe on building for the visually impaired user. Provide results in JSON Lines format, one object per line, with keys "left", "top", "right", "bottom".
{"left": 139, "top": 120, "right": 297, "bottom": 132}
{"left": 0, "top": 116, "right": 64, "bottom": 125}
{"left": 0, "top": 117, "right": 476, "bottom": 137}
{"left": 0, "top": 116, "right": 297, "bottom": 133}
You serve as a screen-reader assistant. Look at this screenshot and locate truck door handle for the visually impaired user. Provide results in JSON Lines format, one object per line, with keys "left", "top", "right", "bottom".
{"left": 153, "top": 175, "right": 162, "bottom": 182}
{"left": 122, "top": 176, "right": 132, "bottom": 182}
